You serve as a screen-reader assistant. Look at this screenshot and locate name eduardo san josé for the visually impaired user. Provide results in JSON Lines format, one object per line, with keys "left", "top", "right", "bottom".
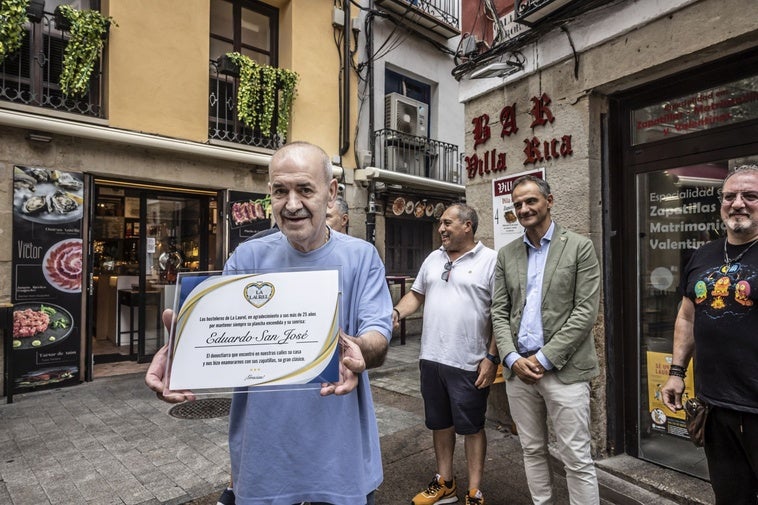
{"left": 195, "top": 313, "right": 318, "bottom": 347}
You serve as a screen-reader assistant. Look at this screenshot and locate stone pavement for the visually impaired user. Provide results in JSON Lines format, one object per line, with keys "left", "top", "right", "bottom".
{"left": 0, "top": 335, "right": 713, "bottom": 505}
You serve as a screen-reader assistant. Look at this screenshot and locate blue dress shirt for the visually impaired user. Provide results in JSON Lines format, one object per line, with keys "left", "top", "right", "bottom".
{"left": 504, "top": 221, "right": 555, "bottom": 371}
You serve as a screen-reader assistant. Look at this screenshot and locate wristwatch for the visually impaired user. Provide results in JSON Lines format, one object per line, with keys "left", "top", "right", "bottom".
{"left": 485, "top": 353, "right": 500, "bottom": 365}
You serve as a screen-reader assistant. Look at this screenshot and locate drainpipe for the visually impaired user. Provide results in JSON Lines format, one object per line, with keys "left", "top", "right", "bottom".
{"left": 366, "top": 183, "right": 376, "bottom": 245}
{"left": 339, "top": 1, "right": 350, "bottom": 156}
{"left": 365, "top": 9, "right": 376, "bottom": 244}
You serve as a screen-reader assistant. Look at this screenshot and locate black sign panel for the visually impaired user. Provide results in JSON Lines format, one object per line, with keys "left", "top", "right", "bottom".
{"left": 227, "top": 190, "right": 272, "bottom": 253}
{"left": 10, "top": 166, "right": 83, "bottom": 392}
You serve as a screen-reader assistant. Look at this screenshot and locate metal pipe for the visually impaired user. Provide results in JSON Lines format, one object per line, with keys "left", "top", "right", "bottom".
{"left": 340, "top": 1, "right": 351, "bottom": 156}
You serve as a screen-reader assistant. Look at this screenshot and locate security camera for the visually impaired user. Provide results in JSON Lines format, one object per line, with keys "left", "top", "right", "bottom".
{"left": 338, "top": 183, "right": 346, "bottom": 193}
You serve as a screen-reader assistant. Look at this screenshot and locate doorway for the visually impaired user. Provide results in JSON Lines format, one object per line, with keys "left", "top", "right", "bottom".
{"left": 608, "top": 50, "right": 758, "bottom": 477}
{"left": 88, "top": 180, "right": 220, "bottom": 369}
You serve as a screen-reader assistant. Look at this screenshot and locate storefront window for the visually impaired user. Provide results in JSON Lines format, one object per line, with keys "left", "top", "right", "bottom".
{"left": 635, "top": 162, "right": 727, "bottom": 478}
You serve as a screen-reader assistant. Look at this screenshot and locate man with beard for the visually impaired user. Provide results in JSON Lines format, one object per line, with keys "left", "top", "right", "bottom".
{"left": 662, "top": 164, "right": 758, "bottom": 504}
{"left": 393, "top": 203, "right": 498, "bottom": 505}
{"left": 146, "top": 141, "right": 393, "bottom": 505}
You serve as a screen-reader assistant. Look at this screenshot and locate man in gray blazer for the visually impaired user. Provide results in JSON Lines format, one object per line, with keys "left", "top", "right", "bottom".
{"left": 491, "top": 175, "right": 601, "bottom": 505}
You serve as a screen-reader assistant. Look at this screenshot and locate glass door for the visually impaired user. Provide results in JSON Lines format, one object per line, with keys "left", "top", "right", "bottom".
{"left": 634, "top": 162, "right": 728, "bottom": 479}
{"left": 90, "top": 183, "right": 218, "bottom": 365}
{"left": 144, "top": 195, "right": 206, "bottom": 360}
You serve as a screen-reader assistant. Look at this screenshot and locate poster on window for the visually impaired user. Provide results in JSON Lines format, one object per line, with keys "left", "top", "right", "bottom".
{"left": 491, "top": 168, "right": 545, "bottom": 251}
{"left": 10, "top": 166, "right": 84, "bottom": 393}
{"left": 227, "top": 191, "right": 274, "bottom": 254}
{"left": 646, "top": 351, "right": 696, "bottom": 440}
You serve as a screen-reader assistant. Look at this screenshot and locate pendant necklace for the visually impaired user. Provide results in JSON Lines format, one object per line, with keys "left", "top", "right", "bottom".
{"left": 723, "top": 237, "right": 758, "bottom": 268}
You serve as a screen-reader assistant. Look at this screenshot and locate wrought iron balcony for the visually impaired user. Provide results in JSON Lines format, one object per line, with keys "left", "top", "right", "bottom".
{"left": 0, "top": 12, "right": 105, "bottom": 117}
{"left": 374, "top": 0, "right": 460, "bottom": 39}
{"left": 208, "top": 58, "right": 292, "bottom": 150}
{"left": 373, "top": 129, "right": 461, "bottom": 184}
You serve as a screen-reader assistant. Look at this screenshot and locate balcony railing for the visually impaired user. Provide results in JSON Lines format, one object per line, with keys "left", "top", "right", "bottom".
{"left": 208, "top": 59, "right": 285, "bottom": 150}
{"left": 373, "top": 129, "right": 461, "bottom": 184}
{"left": 374, "top": 0, "right": 460, "bottom": 39}
{"left": 0, "top": 13, "right": 104, "bottom": 117}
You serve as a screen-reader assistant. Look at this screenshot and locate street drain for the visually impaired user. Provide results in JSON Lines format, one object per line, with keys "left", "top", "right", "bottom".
{"left": 169, "top": 398, "right": 231, "bottom": 419}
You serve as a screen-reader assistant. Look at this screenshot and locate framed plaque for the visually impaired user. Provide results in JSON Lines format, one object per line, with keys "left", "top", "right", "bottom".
{"left": 166, "top": 270, "right": 340, "bottom": 393}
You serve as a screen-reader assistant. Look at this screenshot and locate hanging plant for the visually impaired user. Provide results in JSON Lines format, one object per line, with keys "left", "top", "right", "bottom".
{"left": 259, "top": 64, "right": 278, "bottom": 134}
{"left": 276, "top": 68, "right": 298, "bottom": 140}
{"left": 225, "top": 52, "right": 260, "bottom": 130}
{"left": 57, "top": 4, "right": 115, "bottom": 97}
{"left": 224, "top": 52, "right": 299, "bottom": 140}
{"left": 0, "top": 0, "right": 29, "bottom": 64}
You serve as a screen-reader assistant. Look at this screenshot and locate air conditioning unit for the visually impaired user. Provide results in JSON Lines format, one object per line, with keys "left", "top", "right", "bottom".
{"left": 384, "top": 146, "right": 424, "bottom": 175}
{"left": 385, "top": 93, "right": 428, "bottom": 137}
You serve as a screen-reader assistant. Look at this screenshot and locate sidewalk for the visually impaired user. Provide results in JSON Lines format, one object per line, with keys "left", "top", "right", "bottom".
{"left": 0, "top": 335, "right": 712, "bottom": 505}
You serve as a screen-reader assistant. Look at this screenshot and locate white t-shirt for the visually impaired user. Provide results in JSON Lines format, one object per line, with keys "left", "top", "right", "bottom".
{"left": 412, "top": 241, "right": 497, "bottom": 371}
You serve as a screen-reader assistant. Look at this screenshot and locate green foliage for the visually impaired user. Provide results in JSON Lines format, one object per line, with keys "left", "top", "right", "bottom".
{"left": 226, "top": 52, "right": 260, "bottom": 130}
{"left": 0, "top": 0, "right": 29, "bottom": 64}
{"left": 277, "top": 68, "right": 299, "bottom": 140}
{"left": 225, "top": 52, "right": 299, "bottom": 141}
{"left": 58, "top": 5, "right": 115, "bottom": 97}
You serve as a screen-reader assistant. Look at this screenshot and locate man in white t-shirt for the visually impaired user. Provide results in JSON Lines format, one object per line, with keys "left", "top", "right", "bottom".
{"left": 393, "top": 203, "right": 498, "bottom": 505}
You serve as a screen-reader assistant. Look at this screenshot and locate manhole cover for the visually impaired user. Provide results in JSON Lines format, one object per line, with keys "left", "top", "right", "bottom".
{"left": 169, "top": 398, "right": 231, "bottom": 419}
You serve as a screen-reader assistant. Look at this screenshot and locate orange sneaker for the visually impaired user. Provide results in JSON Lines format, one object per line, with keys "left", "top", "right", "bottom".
{"left": 465, "top": 488, "right": 484, "bottom": 505}
{"left": 411, "top": 474, "right": 458, "bottom": 504}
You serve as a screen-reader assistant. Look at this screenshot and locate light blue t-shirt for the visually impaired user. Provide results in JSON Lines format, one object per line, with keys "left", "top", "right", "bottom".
{"left": 223, "top": 230, "right": 393, "bottom": 505}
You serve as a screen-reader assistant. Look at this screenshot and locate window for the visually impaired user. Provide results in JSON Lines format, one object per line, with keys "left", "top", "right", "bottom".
{"left": 385, "top": 69, "right": 431, "bottom": 106}
{"left": 209, "top": 0, "right": 278, "bottom": 65}
{"left": 0, "top": 0, "right": 105, "bottom": 117}
{"left": 208, "top": 0, "right": 279, "bottom": 147}
{"left": 385, "top": 218, "right": 434, "bottom": 275}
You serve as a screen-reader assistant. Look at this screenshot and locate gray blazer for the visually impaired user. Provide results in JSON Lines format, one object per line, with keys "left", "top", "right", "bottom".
{"left": 491, "top": 222, "right": 601, "bottom": 384}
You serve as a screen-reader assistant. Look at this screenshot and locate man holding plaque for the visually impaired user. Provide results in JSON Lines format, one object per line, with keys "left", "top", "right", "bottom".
{"left": 146, "top": 141, "right": 393, "bottom": 505}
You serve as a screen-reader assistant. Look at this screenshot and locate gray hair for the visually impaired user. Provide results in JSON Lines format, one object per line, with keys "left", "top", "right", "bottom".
{"left": 722, "top": 164, "right": 758, "bottom": 188}
{"left": 269, "top": 141, "right": 333, "bottom": 183}
{"left": 512, "top": 175, "right": 551, "bottom": 198}
{"left": 334, "top": 196, "right": 349, "bottom": 216}
{"left": 448, "top": 203, "right": 479, "bottom": 234}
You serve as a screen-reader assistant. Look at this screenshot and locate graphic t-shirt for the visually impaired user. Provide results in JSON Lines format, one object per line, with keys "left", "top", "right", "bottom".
{"left": 680, "top": 237, "right": 758, "bottom": 413}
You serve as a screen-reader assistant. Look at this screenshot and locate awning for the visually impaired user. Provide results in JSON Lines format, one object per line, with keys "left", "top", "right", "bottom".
{"left": 355, "top": 166, "right": 465, "bottom": 195}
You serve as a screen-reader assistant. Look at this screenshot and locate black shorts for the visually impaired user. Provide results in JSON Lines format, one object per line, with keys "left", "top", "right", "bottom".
{"left": 419, "top": 359, "right": 489, "bottom": 435}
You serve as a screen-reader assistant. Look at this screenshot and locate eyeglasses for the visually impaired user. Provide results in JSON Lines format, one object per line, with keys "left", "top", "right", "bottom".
{"left": 441, "top": 261, "right": 452, "bottom": 282}
{"left": 719, "top": 191, "right": 758, "bottom": 205}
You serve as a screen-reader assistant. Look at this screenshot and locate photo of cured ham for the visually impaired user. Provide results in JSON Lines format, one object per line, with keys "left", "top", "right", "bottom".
{"left": 230, "top": 200, "right": 266, "bottom": 226}
{"left": 43, "top": 239, "right": 83, "bottom": 292}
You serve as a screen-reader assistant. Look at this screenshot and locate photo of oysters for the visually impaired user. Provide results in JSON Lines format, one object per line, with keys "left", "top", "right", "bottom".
{"left": 13, "top": 166, "right": 84, "bottom": 224}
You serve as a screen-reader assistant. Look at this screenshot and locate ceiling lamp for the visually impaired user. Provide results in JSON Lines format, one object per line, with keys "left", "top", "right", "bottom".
{"left": 470, "top": 53, "right": 525, "bottom": 79}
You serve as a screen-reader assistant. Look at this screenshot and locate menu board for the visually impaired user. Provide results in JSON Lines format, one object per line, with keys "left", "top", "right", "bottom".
{"left": 10, "top": 166, "right": 83, "bottom": 392}
{"left": 227, "top": 190, "right": 274, "bottom": 254}
{"left": 491, "top": 168, "right": 544, "bottom": 251}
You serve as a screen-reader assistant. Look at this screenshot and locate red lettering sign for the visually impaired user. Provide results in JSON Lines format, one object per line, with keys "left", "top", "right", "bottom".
{"left": 499, "top": 103, "right": 518, "bottom": 138}
{"left": 472, "top": 114, "right": 491, "bottom": 150}
{"left": 529, "top": 93, "right": 555, "bottom": 128}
